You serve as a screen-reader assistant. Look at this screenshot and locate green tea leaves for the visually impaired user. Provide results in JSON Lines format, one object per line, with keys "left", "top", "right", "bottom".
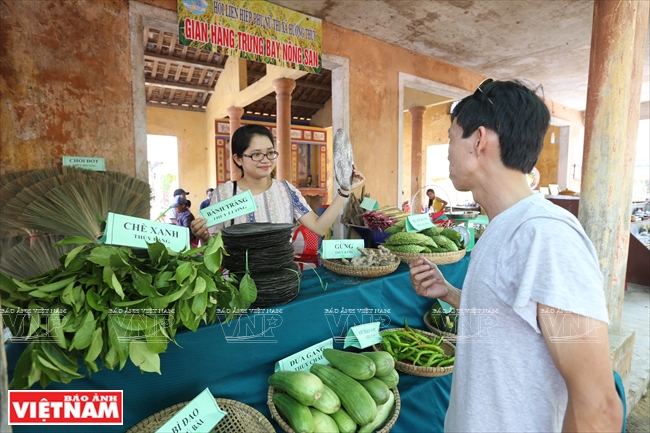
{"left": 1, "top": 235, "right": 252, "bottom": 389}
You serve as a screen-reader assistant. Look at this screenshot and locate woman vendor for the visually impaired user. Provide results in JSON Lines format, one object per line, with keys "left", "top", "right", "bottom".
{"left": 191, "top": 124, "right": 365, "bottom": 243}
{"left": 426, "top": 188, "right": 448, "bottom": 214}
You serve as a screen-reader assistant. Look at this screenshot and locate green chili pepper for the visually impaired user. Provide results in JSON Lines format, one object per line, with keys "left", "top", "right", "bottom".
{"left": 382, "top": 339, "right": 395, "bottom": 356}
{"left": 424, "top": 353, "right": 443, "bottom": 367}
{"left": 412, "top": 344, "right": 445, "bottom": 354}
{"left": 412, "top": 329, "right": 434, "bottom": 344}
{"left": 412, "top": 350, "right": 438, "bottom": 366}
{"left": 437, "top": 356, "right": 455, "bottom": 367}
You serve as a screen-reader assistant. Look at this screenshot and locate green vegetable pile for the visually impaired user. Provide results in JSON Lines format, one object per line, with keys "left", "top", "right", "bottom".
{"left": 0, "top": 233, "right": 256, "bottom": 389}
{"left": 381, "top": 319, "right": 455, "bottom": 368}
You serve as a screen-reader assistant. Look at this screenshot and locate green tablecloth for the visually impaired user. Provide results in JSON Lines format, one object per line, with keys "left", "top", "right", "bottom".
{"left": 6, "top": 256, "right": 470, "bottom": 433}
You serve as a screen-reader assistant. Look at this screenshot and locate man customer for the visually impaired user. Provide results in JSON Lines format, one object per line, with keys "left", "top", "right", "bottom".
{"left": 200, "top": 188, "right": 214, "bottom": 210}
{"left": 409, "top": 79, "right": 623, "bottom": 432}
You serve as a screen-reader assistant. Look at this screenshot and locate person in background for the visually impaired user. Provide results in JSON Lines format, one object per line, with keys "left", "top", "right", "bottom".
{"left": 200, "top": 188, "right": 214, "bottom": 210}
{"left": 426, "top": 188, "right": 448, "bottom": 214}
{"left": 409, "top": 79, "right": 623, "bottom": 432}
{"left": 172, "top": 195, "right": 197, "bottom": 247}
{"left": 169, "top": 188, "right": 189, "bottom": 224}
{"left": 191, "top": 124, "right": 365, "bottom": 244}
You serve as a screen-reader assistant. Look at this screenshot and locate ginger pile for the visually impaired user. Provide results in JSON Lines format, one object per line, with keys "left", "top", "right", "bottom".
{"left": 339, "top": 245, "right": 398, "bottom": 267}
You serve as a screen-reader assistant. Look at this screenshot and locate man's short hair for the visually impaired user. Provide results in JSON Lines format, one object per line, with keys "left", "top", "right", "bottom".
{"left": 451, "top": 80, "right": 550, "bottom": 174}
{"left": 206, "top": 188, "right": 214, "bottom": 194}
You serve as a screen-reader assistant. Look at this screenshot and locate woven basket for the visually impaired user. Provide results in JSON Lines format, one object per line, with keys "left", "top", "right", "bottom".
{"left": 127, "top": 398, "right": 274, "bottom": 433}
{"left": 373, "top": 328, "right": 455, "bottom": 377}
{"left": 267, "top": 385, "right": 401, "bottom": 433}
{"left": 391, "top": 248, "right": 466, "bottom": 265}
{"left": 320, "top": 257, "right": 400, "bottom": 278}
{"left": 423, "top": 312, "right": 458, "bottom": 343}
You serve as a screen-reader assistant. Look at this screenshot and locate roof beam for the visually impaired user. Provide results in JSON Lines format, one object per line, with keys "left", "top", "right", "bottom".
{"left": 260, "top": 96, "right": 324, "bottom": 109}
{"left": 248, "top": 71, "right": 330, "bottom": 91}
{"left": 147, "top": 101, "right": 206, "bottom": 112}
{"left": 145, "top": 77, "right": 213, "bottom": 93}
{"left": 144, "top": 52, "right": 224, "bottom": 71}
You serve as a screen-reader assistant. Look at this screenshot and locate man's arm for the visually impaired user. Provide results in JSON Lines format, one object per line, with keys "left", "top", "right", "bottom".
{"left": 409, "top": 257, "right": 462, "bottom": 309}
{"left": 537, "top": 303, "right": 623, "bottom": 432}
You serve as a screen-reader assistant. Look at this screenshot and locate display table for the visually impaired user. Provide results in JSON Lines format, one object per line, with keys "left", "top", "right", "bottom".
{"left": 6, "top": 256, "right": 471, "bottom": 433}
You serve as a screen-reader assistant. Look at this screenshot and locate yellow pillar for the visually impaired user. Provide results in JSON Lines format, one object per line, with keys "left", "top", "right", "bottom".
{"left": 273, "top": 78, "right": 296, "bottom": 183}
{"left": 226, "top": 106, "right": 244, "bottom": 182}
{"left": 409, "top": 106, "right": 427, "bottom": 203}
{"left": 579, "top": 0, "right": 649, "bottom": 331}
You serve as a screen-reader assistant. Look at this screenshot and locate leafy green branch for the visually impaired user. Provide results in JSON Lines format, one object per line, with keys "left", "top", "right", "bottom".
{"left": 1, "top": 233, "right": 255, "bottom": 389}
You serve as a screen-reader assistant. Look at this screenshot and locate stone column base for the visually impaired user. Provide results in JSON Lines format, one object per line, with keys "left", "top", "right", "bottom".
{"left": 610, "top": 328, "right": 636, "bottom": 414}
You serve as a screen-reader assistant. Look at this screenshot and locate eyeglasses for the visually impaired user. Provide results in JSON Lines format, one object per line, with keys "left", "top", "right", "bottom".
{"left": 241, "top": 151, "right": 280, "bottom": 162}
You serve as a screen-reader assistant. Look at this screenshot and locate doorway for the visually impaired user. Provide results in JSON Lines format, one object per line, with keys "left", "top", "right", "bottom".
{"left": 147, "top": 134, "right": 179, "bottom": 221}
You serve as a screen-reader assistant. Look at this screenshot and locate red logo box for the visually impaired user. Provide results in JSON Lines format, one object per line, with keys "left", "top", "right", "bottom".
{"left": 8, "top": 390, "right": 123, "bottom": 425}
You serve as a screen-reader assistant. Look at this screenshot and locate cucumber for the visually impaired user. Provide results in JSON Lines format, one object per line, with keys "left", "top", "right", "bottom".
{"left": 357, "top": 377, "right": 390, "bottom": 405}
{"left": 374, "top": 369, "right": 399, "bottom": 389}
{"left": 330, "top": 408, "right": 357, "bottom": 433}
{"left": 273, "top": 393, "right": 314, "bottom": 433}
{"left": 308, "top": 408, "right": 340, "bottom": 433}
{"left": 358, "top": 389, "right": 395, "bottom": 433}
{"left": 323, "top": 348, "right": 376, "bottom": 380}
{"left": 310, "top": 363, "right": 377, "bottom": 426}
{"left": 359, "top": 351, "right": 395, "bottom": 376}
{"left": 312, "top": 384, "right": 341, "bottom": 414}
{"left": 269, "top": 370, "right": 324, "bottom": 406}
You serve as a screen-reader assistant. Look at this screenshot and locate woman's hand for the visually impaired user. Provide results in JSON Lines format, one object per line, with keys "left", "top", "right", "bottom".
{"left": 346, "top": 165, "right": 365, "bottom": 192}
{"left": 409, "top": 256, "right": 449, "bottom": 299}
{"left": 190, "top": 218, "right": 211, "bottom": 244}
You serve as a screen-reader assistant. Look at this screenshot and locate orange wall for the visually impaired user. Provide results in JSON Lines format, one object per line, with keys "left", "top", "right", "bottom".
{"left": 402, "top": 103, "right": 452, "bottom": 203}
{"left": 0, "top": 0, "right": 136, "bottom": 176}
{"left": 146, "top": 107, "right": 208, "bottom": 206}
{"left": 537, "top": 125, "right": 561, "bottom": 188}
{"left": 322, "top": 23, "right": 484, "bottom": 206}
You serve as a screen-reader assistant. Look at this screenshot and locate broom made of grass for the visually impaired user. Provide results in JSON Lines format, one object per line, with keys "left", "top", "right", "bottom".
{"left": 24, "top": 180, "right": 150, "bottom": 240}
{"left": 1, "top": 172, "right": 151, "bottom": 239}
{"left": 0, "top": 234, "right": 74, "bottom": 280}
{"left": 1, "top": 170, "right": 106, "bottom": 232}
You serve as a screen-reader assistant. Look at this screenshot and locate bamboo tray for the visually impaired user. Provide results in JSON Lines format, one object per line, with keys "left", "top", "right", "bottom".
{"left": 423, "top": 312, "right": 458, "bottom": 343}
{"left": 320, "top": 257, "right": 400, "bottom": 278}
{"left": 391, "top": 248, "right": 466, "bottom": 265}
{"left": 127, "top": 398, "right": 274, "bottom": 433}
{"left": 372, "top": 327, "right": 455, "bottom": 377}
{"left": 267, "top": 385, "right": 400, "bottom": 433}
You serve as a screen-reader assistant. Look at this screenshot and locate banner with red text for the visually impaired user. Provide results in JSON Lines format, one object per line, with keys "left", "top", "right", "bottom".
{"left": 178, "top": 0, "right": 322, "bottom": 73}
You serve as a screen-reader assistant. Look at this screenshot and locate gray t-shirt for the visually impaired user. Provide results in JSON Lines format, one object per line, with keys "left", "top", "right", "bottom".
{"left": 445, "top": 194, "right": 609, "bottom": 433}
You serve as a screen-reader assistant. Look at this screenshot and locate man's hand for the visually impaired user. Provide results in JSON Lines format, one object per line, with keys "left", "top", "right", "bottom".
{"left": 538, "top": 303, "right": 623, "bottom": 432}
{"left": 190, "top": 218, "right": 210, "bottom": 244}
{"left": 409, "top": 256, "right": 461, "bottom": 309}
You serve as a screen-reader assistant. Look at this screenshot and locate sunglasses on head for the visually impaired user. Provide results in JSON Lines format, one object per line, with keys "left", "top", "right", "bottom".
{"left": 473, "top": 78, "right": 495, "bottom": 104}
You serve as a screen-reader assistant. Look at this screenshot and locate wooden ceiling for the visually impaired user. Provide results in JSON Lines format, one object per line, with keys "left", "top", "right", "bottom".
{"left": 143, "top": 28, "right": 332, "bottom": 121}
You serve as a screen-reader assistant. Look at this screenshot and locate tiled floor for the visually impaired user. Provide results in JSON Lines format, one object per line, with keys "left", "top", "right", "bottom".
{"left": 623, "top": 282, "right": 650, "bottom": 413}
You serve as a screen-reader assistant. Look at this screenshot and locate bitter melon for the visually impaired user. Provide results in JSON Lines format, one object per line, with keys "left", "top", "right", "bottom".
{"left": 432, "top": 235, "right": 449, "bottom": 246}
{"left": 445, "top": 241, "right": 459, "bottom": 252}
{"left": 383, "top": 244, "right": 427, "bottom": 253}
{"left": 386, "top": 232, "right": 437, "bottom": 247}
{"left": 421, "top": 226, "right": 444, "bottom": 236}
{"left": 441, "top": 228, "right": 461, "bottom": 240}
{"left": 384, "top": 219, "right": 406, "bottom": 233}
